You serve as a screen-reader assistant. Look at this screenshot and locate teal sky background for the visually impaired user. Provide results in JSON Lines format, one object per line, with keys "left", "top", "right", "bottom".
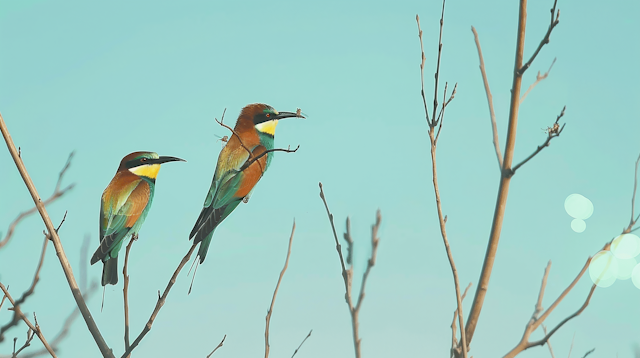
{"left": 1, "top": 0, "right": 639, "bottom": 357}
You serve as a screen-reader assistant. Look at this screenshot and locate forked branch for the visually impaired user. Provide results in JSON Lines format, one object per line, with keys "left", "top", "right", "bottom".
{"left": 265, "top": 221, "right": 296, "bottom": 358}
{"left": 0, "top": 112, "right": 114, "bottom": 358}
{"left": 319, "top": 183, "right": 381, "bottom": 358}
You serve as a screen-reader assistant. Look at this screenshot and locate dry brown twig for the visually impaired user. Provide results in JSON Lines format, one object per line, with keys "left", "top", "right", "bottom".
{"left": 12, "top": 326, "right": 36, "bottom": 357}
{"left": 520, "top": 58, "right": 556, "bottom": 104}
{"left": 450, "top": 283, "right": 472, "bottom": 357}
{"left": 416, "top": 4, "right": 467, "bottom": 357}
{"left": 291, "top": 330, "right": 312, "bottom": 358}
{"left": 507, "top": 106, "right": 566, "bottom": 178}
{"left": 0, "top": 152, "right": 75, "bottom": 250}
{"left": 206, "top": 335, "right": 226, "bottom": 358}
{"left": 265, "top": 221, "right": 296, "bottom": 358}
{"left": 319, "top": 183, "right": 381, "bottom": 358}
{"left": 464, "top": 0, "right": 563, "bottom": 349}
{"left": 471, "top": 26, "right": 502, "bottom": 169}
{"left": 122, "top": 236, "right": 136, "bottom": 358}
{"left": 0, "top": 211, "right": 68, "bottom": 342}
{"left": 0, "top": 112, "right": 115, "bottom": 358}
{"left": 0, "top": 284, "right": 56, "bottom": 358}
{"left": 121, "top": 243, "right": 198, "bottom": 358}
{"left": 541, "top": 325, "right": 557, "bottom": 358}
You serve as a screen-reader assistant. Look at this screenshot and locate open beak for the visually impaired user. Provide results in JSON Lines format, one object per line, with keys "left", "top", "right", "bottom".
{"left": 274, "top": 111, "right": 305, "bottom": 120}
{"left": 153, "top": 156, "right": 186, "bottom": 165}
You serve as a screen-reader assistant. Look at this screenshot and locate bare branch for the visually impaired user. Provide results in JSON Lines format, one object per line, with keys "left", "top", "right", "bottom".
{"left": 581, "top": 348, "right": 595, "bottom": 358}
{"left": 240, "top": 145, "right": 300, "bottom": 172}
{"left": 519, "top": 0, "right": 560, "bottom": 75}
{"left": 451, "top": 282, "right": 472, "bottom": 356}
{"left": 626, "top": 153, "right": 640, "bottom": 233}
{"left": 541, "top": 325, "right": 556, "bottom": 358}
{"left": 121, "top": 243, "right": 198, "bottom": 358}
{"left": 0, "top": 152, "right": 75, "bottom": 250}
{"left": 508, "top": 106, "right": 566, "bottom": 177}
{"left": 206, "top": 335, "right": 226, "bottom": 358}
{"left": 319, "top": 183, "right": 381, "bottom": 358}
{"left": 122, "top": 237, "right": 135, "bottom": 358}
{"left": 0, "top": 236, "right": 48, "bottom": 342}
{"left": 0, "top": 283, "right": 56, "bottom": 358}
{"left": 520, "top": 58, "right": 556, "bottom": 104}
{"left": 471, "top": 26, "right": 503, "bottom": 169}
{"left": 465, "top": 0, "right": 543, "bottom": 344}
{"left": 291, "top": 330, "right": 312, "bottom": 358}
{"left": 416, "top": 15, "right": 431, "bottom": 125}
{"left": 567, "top": 332, "right": 575, "bottom": 358}
{"left": 0, "top": 112, "right": 114, "bottom": 358}
{"left": 265, "top": 221, "right": 296, "bottom": 358}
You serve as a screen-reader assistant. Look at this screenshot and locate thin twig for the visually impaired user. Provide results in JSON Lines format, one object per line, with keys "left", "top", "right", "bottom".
{"left": 12, "top": 327, "right": 35, "bottom": 357}
{"left": 206, "top": 335, "right": 226, "bottom": 358}
{"left": 541, "top": 325, "right": 557, "bottom": 358}
{"left": 291, "top": 330, "right": 312, "bottom": 358}
{"left": 581, "top": 348, "right": 595, "bottom": 358}
{"left": 567, "top": 332, "right": 575, "bottom": 358}
{"left": 0, "top": 283, "right": 56, "bottom": 358}
{"left": 121, "top": 243, "right": 198, "bottom": 358}
{"left": 508, "top": 106, "right": 566, "bottom": 177}
{"left": 471, "top": 26, "right": 503, "bottom": 169}
{"left": 0, "top": 235, "right": 48, "bottom": 342}
{"left": 520, "top": 58, "right": 556, "bottom": 104}
{"left": 626, "top": 153, "right": 640, "bottom": 233}
{"left": 0, "top": 152, "right": 75, "bottom": 249}
{"left": 319, "top": 183, "right": 381, "bottom": 358}
{"left": 0, "top": 112, "right": 114, "bottom": 358}
{"left": 265, "top": 221, "right": 296, "bottom": 358}
{"left": 519, "top": 0, "right": 560, "bottom": 75}
{"left": 430, "top": 0, "right": 447, "bottom": 127}
{"left": 471, "top": 26, "right": 502, "bottom": 170}
{"left": 451, "top": 283, "right": 472, "bottom": 357}
{"left": 122, "top": 237, "right": 135, "bottom": 358}
{"left": 240, "top": 146, "right": 300, "bottom": 172}
{"left": 416, "top": 15, "right": 431, "bottom": 125}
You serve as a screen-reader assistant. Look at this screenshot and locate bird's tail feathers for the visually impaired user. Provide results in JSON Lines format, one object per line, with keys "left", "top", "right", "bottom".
{"left": 197, "top": 233, "right": 214, "bottom": 264}
{"left": 101, "top": 257, "right": 118, "bottom": 286}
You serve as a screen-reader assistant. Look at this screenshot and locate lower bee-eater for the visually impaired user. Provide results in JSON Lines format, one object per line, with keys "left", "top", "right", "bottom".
{"left": 91, "top": 151, "right": 185, "bottom": 286}
{"left": 189, "top": 103, "right": 302, "bottom": 264}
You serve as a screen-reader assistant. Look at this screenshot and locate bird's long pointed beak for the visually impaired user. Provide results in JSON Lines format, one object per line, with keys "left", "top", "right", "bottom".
{"left": 154, "top": 156, "right": 186, "bottom": 165}
{"left": 274, "top": 111, "right": 305, "bottom": 120}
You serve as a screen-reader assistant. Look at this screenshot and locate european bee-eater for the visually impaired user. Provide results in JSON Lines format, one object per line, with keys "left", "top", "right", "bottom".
{"left": 91, "top": 151, "right": 185, "bottom": 286}
{"left": 189, "top": 103, "right": 302, "bottom": 264}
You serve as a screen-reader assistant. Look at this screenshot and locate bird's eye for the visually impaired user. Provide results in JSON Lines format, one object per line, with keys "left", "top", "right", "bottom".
{"left": 266, "top": 113, "right": 270, "bottom": 118}
{"left": 141, "top": 158, "right": 147, "bottom": 162}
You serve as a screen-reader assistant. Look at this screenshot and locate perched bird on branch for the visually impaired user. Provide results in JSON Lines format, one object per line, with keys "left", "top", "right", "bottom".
{"left": 91, "top": 151, "right": 185, "bottom": 286}
{"left": 190, "top": 103, "right": 303, "bottom": 265}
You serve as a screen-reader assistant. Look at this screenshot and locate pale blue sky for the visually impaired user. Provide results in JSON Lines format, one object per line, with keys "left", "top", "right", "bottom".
{"left": 1, "top": 0, "right": 639, "bottom": 357}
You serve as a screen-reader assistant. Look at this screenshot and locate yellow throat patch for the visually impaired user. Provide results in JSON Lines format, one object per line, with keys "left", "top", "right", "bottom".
{"left": 255, "top": 120, "right": 278, "bottom": 135}
{"left": 129, "top": 164, "right": 161, "bottom": 179}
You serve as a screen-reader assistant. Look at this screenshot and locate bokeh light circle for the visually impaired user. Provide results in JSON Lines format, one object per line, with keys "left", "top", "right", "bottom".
{"left": 632, "top": 263, "right": 640, "bottom": 289}
{"left": 564, "top": 194, "right": 594, "bottom": 220}
{"left": 610, "top": 234, "right": 640, "bottom": 259}
{"left": 589, "top": 250, "right": 618, "bottom": 287}
{"left": 571, "top": 219, "right": 586, "bottom": 233}
{"left": 615, "top": 257, "right": 637, "bottom": 280}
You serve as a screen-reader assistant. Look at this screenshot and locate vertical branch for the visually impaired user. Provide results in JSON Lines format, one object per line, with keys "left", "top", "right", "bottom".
{"left": 122, "top": 237, "right": 135, "bottom": 358}
{"left": 319, "top": 183, "right": 381, "bottom": 358}
{"left": 464, "top": 0, "right": 529, "bottom": 346}
{"left": 0, "top": 112, "right": 114, "bottom": 358}
{"left": 265, "top": 221, "right": 296, "bottom": 358}
{"left": 417, "top": 3, "right": 466, "bottom": 357}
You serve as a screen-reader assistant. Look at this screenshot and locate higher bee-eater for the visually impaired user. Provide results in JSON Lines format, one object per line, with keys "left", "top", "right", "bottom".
{"left": 91, "top": 151, "right": 185, "bottom": 286}
{"left": 189, "top": 103, "right": 302, "bottom": 264}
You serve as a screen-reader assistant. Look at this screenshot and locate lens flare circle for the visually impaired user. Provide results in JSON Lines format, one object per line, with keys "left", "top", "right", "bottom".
{"left": 564, "top": 194, "right": 594, "bottom": 220}
{"left": 611, "top": 234, "right": 640, "bottom": 259}
{"left": 589, "top": 250, "right": 618, "bottom": 288}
